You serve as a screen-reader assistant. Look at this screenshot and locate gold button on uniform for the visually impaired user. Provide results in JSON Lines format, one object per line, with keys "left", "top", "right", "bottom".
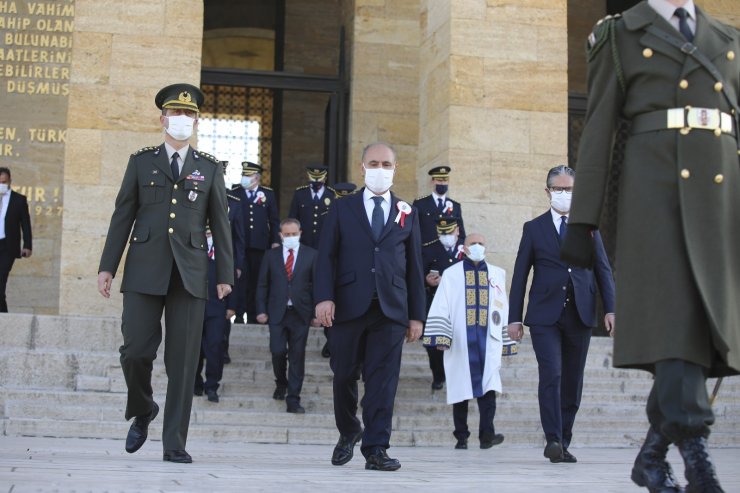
{"left": 714, "top": 174, "right": 724, "bottom": 184}
{"left": 174, "top": 184, "right": 178, "bottom": 190}
{"left": 150, "top": 181, "right": 154, "bottom": 186}
{"left": 679, "top": 79, "right": 689, "bottom": 89}
{"left": 168, "top": 227, "right": 174, "bottom": 233}
{"left": 642, "top": 48, "right": 653, "bottom": 58}
{"left": 714, "top": 82, "right": 723, "bottom": 92}
{"left": 171, "top": 198, "right": 177, "bottom": 204}
{"left": 680, "top": 169, "right": 690, "bottom": 179}
{"left": 728, "top": 51, "right": 736, "bottom": 61}
{"left": 714, "top": 128, "right": 722, "bottom": 137}
{"left": 680, "top": 127, "right": 691, "bottom": 135}
{"left": 169, "top": 212, "right": 175, "bottom": 218}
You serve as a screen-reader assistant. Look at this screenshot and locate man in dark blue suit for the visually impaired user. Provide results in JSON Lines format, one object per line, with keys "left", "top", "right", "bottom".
{"left": 288, "top": 164, "right": 336, "bottom": 249}
{"left": 315, "top": 142, "right": 426, "bottom": 472}
{"left": 0, "top": 167, "right": 32, "bottom": 312}
{"left": 412, "top": 166, "right": 466, "bottom": 245}
{"left": 231, "top": 162, "right": 280, "bottom": 324}
{"left": 507, "top": 165, "right": 615, "bottom": 464}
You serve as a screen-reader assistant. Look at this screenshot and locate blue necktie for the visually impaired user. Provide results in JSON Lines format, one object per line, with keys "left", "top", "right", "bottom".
{"left": 170, "top": 152, "right": 179, "bottom": 181}
{"left": 559, "top": 215, "right": 567, "bottom": 241}
{"left": 437, "top": 198, "right": 444, "bottom": 212}
{"left": 371, "top": 196, "right": 384, "bottom": 240}
{"left": 675, "top": 8, "right": 694, "bottom": 43}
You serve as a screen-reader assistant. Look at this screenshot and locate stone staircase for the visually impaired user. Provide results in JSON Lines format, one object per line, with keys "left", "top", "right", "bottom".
{"left": 1, "top": 313, "right": 738, "bottom": 448}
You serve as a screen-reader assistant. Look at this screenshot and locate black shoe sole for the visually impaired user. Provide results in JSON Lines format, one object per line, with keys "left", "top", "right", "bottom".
{"left": 331, "top": 430, "right": 363, "bottom": 466}
{"left": 125, "top": 403, "right": 159, "bottom": 454}
{"left": 544, "top": 442, "right": 564, "bottom": 463}
{"left": 365, "top": 462, "right": 401, "bottom": 471}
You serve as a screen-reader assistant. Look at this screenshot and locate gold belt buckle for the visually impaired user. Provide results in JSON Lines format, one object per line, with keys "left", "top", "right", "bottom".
{"left": 686, "top": 107, "right": 720, "bottom": 131}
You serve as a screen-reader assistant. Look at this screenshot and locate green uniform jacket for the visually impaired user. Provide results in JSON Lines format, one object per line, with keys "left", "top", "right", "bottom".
{"left": 99, "top": 144, "right": 234, "bottom": 299}
{"left": 569, "top": 2, "right": 740, "bottom": 377}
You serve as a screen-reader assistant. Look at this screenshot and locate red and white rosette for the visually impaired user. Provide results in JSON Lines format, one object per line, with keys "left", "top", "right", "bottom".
{"left": 256, "top": 191, "right": 266, "bottom": 204}
{"left": 445, "top": 200, "right": 454, "bottom": 214}
{"left": 394, "top": 201, "right": 412, "bottom": 227}
{"left": 456, "top": 244, "right": 465, "bottom": 259}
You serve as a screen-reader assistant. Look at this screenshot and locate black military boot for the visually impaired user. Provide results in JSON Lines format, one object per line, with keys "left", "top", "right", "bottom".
{"left": 631, "top": 427, "right": 684, "bottom": 492}
{"left": 677, "top": 436, "right": 724, "bottom": 493}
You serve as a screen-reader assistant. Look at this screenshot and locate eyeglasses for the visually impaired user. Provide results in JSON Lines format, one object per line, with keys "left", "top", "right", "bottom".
{"left": 548, "top": 187, "right": 573, "bottom": 194}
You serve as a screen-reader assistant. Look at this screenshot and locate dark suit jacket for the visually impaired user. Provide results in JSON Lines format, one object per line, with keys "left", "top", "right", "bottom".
{"left": 314, "top": 188, "right": 426, "bottom": 326}
{"left": 98, "top": 144, "right": 234, "bottom": 299}
{"left": 421, "top": 237, "right": 463, "bottom": 309}
{"left": 288, "top": 185, "right": 336, "bottom": 249}
{"left": 2, "top": 190, "right": 32, "bottom": 258}
{"left": 226, "top": 191, "right": 246, "bottom": 273}
{"left": 412, "top": 194, "right": 466, "bottom": 245}
{"left": 509, "top": 211, "right": 615, "bottom": 328}
{"left": 256, "top": 245, "right": 316, "bottom": 326}
{"left": 232, "top": 184, "right": 280, "bottom": 250}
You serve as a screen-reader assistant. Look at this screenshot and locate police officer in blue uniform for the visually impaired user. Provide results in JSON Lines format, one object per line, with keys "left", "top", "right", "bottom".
{"left": 421, "top": 216, "right": 465, "bottom": 390}
{"left": 231, "top": 162, "right": 280, "bottom": 324}
{"left": 412, "top": 166, "right": 466, "bottom": 245}
{"left": 288, "top": 165, "right": 336, "bottom": 249}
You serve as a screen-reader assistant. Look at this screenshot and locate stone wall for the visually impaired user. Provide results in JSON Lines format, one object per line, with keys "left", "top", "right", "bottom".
{"left": 59, "top": 0, "right": 204, "bottom": 316}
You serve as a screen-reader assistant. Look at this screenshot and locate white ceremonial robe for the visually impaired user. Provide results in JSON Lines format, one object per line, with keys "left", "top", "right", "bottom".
{"left": 427, "top": 261, "right": 509, "bottom": 405}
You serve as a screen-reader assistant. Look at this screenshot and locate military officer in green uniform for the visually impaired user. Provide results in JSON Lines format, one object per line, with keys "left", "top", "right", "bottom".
{"left": 561, "top": 2, "right": 739, "bottom": 491}
{"left": 97, "top": 83, "right": 234, "bottom": 464}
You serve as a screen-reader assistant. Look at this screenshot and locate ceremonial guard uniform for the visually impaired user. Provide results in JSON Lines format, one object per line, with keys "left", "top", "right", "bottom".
{"left": 421, "top": 217, "right": 465, "bottom": 389}
{"left": 561, "top": 2, "right": 740, "bottom": 491}
{"left": 288, "top": 165, "right": 336, "bottom": 249}
{"left": 232, "top": 162, "right": 280, "bottom": 323}
{"left": 413, "top": 166, "right": 466, "bottom": 245}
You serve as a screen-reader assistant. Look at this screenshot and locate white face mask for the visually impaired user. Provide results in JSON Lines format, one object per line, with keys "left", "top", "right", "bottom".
{"left": 363, "top": 165, "right": 394, "bottom": 194}
{"left": 0, "top": 184, "right": 8, "bottom": 194}
{"left": 165, "top": 115, "right": 195, "bottom": 141}
{"left": 282, "top": 236, "right": 300, "bottom": 250}
{"left": 240, "top": 176, "right": 252, "bottom": 188}
{"left": 550, "top": 191, "right": 572, "bottom": 213}
{"left": 466, "top": 244, "right": 486, "bottom": 262}
{"left": 439, "top": 234, "right": 457, "bottom": 249}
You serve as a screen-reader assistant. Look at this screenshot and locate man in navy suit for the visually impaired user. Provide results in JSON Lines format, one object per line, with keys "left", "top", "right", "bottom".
{"left": 0, "top": 167, "right": 32, "bottom": 313}
{"left": 507, "top": 165, "right": 615, "bottom": 464}
{"left": 256, "top": 218, "right": 318, "bottom": 414}
{"left": 315, "top": 142, "right": 425, "bottom": 472}
{"left": 412, "top": 166, "right": 466, "bottom": 245}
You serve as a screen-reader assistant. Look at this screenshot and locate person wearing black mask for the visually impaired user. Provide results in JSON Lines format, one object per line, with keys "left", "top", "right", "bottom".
{"left": 413, "top": 166, "right": 466, "bottom": 246}
{"left": 288, "top": 165, "right": 337, "bottom": 249}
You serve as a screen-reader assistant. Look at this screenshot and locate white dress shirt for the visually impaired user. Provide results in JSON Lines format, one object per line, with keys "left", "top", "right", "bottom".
{"left": 283, "top": 244, "right": 300, "bottom": 305}
{"left": 0, "top": 191, "right": 9, "bottom": 239}
{"left": 363, "top": 187, "right": 391, "bottom": 226}
{"left": 648, "top": 0, "right": 696, "bottom": 36}
{"left": 164, "top": 142, "right": 189, "bottom": 175}
{"left": 550, "top": 207, "right": 569, "bottom": 233}
{"left": 312, "top": 185, "right": 325, "bottom": 201}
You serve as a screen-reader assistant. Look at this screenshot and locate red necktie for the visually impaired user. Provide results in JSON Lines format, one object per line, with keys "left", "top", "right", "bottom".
{"left": 208, "top": 244, "right": 215, "bottom": 259}
{"left": 285, "top": 249, "right": 294, "bottom": 280}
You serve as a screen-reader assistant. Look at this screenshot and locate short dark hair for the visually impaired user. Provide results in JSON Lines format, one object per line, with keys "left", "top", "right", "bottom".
{"left": 546, "top": 165, "right": 574, "bottom": 188}
{"left": 0, "top": 167, "right": 10, "bottom": 179}
{"left": 280, "top": 217, "right": 301, "bottom": 230}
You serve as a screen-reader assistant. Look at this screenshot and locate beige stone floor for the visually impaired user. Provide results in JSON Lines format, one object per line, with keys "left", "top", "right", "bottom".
{"left": 1, "top": 436, "right": 739, "bottom": 492}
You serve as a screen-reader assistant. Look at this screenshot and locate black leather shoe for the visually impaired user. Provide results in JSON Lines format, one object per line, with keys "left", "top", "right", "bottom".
{"left": 562, "top": 449, "right": 578, "bottom": 463}
{"left": 544, "top": 440, "right": 564, "bottom": 463}
{"left": 431, "top": 380, "right": 444, "bottom": 391}
{"left": 273, "top": 386, "right": 286, "bottom": 400}
{"left": 632, "top": 427, "right": 684, "bottom": 492}
{"left": 125, "top": 402, "right": 159, "bottom": 453}
{"left": 455, "top": 438, "right": 468, "bottom": 450}
{"left": 321, "top": 342, "right": 331, "bottom": 358}
{"left": 365, "top": 449, "right": 401, "bottom": 471}
{"left": 206, "top": 389, "right": 219, "bottom": 403}
{"left": 163, "top": 449, "right": 192, "bottom": 463}
{"left": 331, "top": 429, "right": 363, "bottom": 466}
{"left": 287, "top": 404, "right": 305, "bottom": 414}
{"left": 480, "top": 433, "right": 505, "bottom": 449}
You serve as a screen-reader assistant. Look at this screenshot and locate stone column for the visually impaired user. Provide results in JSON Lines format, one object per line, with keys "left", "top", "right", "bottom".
{"left": 419, "top": 0, "right": 568, "bottom": 270}
{"left": 59, "top": 0, "right": 203, "bottom": 315}
{"left": 346, "top": 0, "right": 421, "bottom": 200}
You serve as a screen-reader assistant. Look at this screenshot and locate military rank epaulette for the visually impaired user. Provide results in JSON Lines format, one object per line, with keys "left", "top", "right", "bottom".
{"left": 262, "top": 185, "right": 274, "bottom": 191}
{"left": 226, "top": 193, "right": 241, "bottom": 201}
{"left": 194, "top": 150, "right": 219, "bottom": 164}
{"left": 132, "top": 146, "right": 159, "bottom": 156}
{"left": 295, "top": 185, "right": 309, "bottom": 191}
{"left": 422, "top": 238, "right": 440, "bottom": 247}
{"left": 416, "top": 194, "right": 431, "bottom": 201}
{"left": 587, "top": 13, "right": 621, "bottom": 60}
{"left": 326, "top": 186, "right": 336, "bottom": 193}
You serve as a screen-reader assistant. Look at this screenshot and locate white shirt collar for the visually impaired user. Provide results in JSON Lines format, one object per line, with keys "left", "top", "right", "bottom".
{"left": 432, "top": 191, "right": 446, "bottom": 202}
{"left": 283, "top": 244, "right": 300, "bottom": 255}
{"left": 550, "top": 207, "right": 569, "bottom": 228}
{"left": 363, "top": 187, "right": 391, "bottom": 204}
{"left": 648, "top": 0, "right": 696, "bottom": 23}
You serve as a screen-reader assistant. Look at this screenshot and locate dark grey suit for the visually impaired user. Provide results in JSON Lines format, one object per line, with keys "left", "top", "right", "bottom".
{"left": 256, "top": 244, "right": 316, "bottom": 407}
{"left": 99, "top": 144, "right": 233, "bottom": 451}
{"left": 0, "top": 190, "right": 32, "bottom": 312}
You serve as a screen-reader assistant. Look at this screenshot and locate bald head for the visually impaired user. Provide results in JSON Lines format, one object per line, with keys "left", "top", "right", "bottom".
{"left": 464, "top": 233, "right": 485, "bottom": 248}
